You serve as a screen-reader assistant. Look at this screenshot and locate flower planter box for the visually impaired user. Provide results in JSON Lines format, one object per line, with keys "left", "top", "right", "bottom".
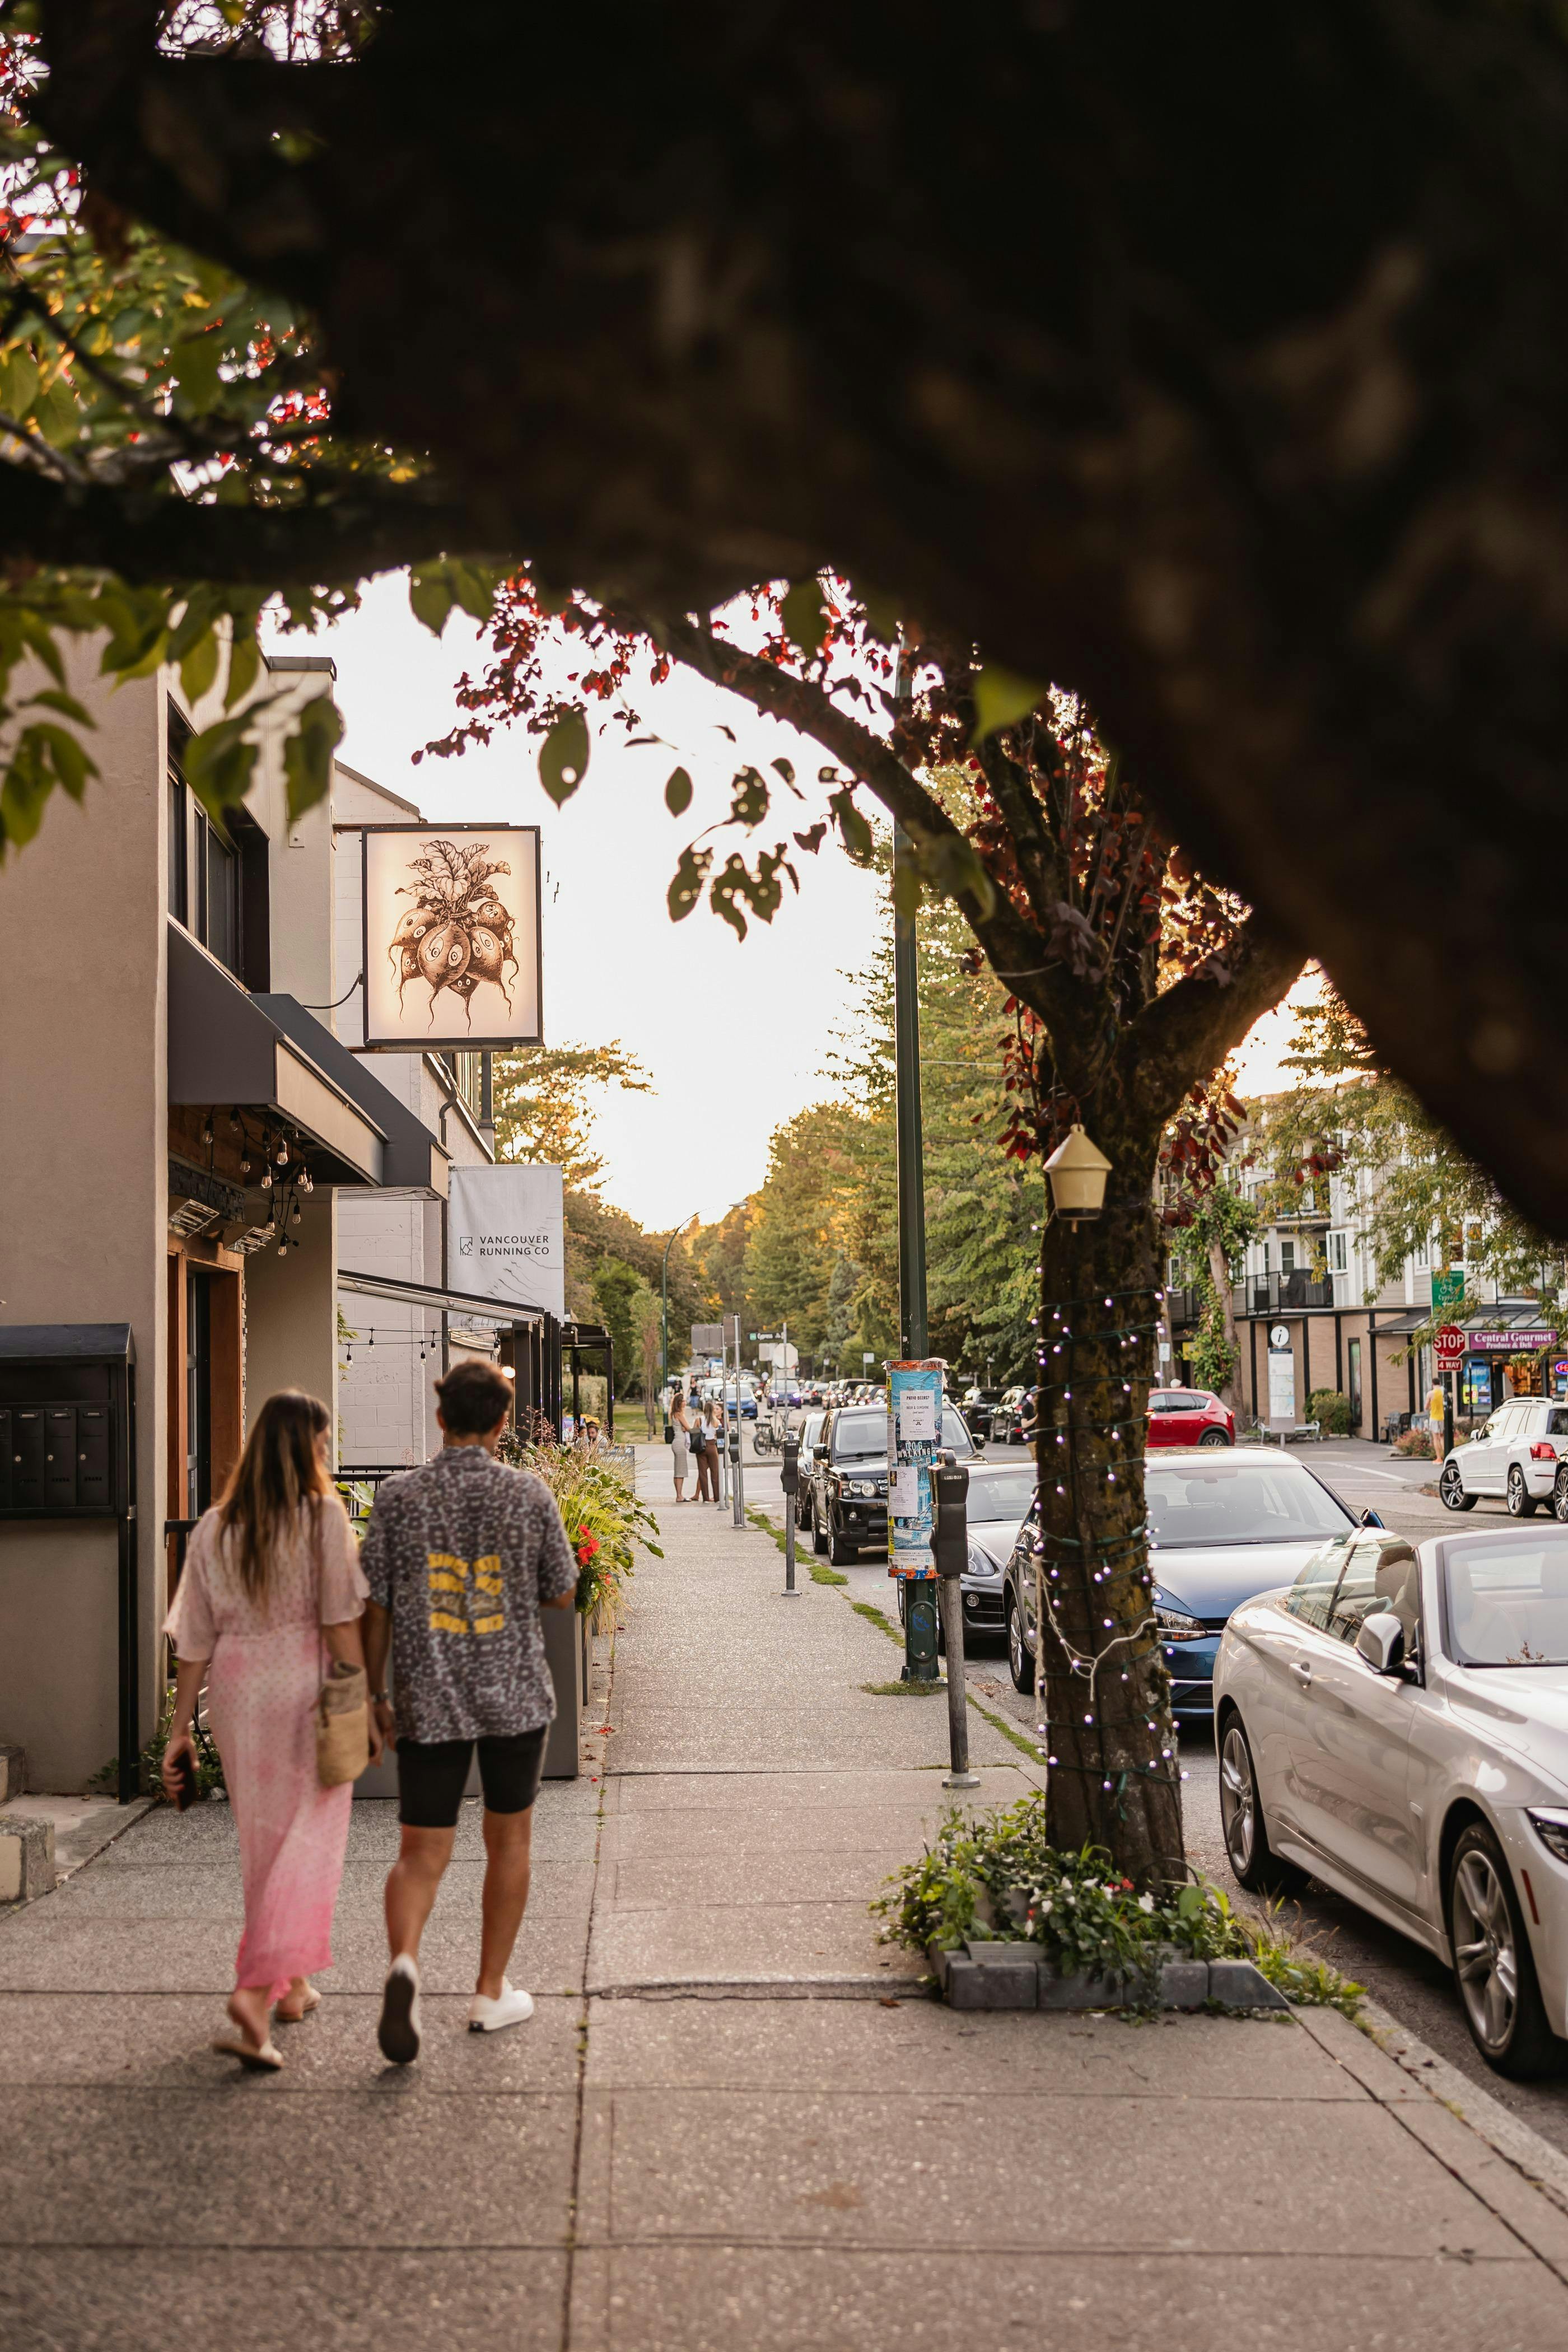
{"left": 928, "top": 1937, "right": 1289, "bottom": 2013}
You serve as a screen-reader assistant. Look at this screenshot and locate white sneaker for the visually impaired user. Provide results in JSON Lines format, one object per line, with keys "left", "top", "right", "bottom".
{"left": 377, "top": 1954, "right": 422, "bottom": 2065}
{"left": 467, "top": 1979, "right": 535, "bottom": 2034}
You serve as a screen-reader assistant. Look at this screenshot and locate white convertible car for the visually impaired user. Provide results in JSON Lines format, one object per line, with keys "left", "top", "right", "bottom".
{"left": 1213, "top": 1523, "right": 1568, "bottom": 2078}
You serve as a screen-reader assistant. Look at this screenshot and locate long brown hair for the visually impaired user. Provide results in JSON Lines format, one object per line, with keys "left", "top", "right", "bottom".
{"left": 217, "top": 1390, "right": 332, "bottom": 1598}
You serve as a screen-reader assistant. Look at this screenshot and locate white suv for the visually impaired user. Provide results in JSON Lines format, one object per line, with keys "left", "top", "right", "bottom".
{"left": 1439, "top": 1397, "right": 1568, "bottom": 1518}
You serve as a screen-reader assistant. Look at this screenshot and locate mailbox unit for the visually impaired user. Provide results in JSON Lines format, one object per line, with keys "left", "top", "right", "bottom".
{"left": 0, "top": 1326, "right": 138, "bottom": 1798}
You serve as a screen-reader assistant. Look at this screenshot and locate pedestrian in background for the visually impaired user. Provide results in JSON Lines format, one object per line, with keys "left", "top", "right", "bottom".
{"left": 1427, "top": 1376, "right": 1448, "bottom": 1459}
{"left": 162, "top": 1390, "right": 378, "bottom": 2071}
{"left": 363, "top": 1359, "right": 577, "bottom": 2062}
{"left": 703, "top": 1397, "right": 724, "bottom": 1502}
{"left": 670, "top": 1386, "right": 693, "bottom": 1501}
{"left": 692, "top": 1397, "right": 716, "bottom": 1501}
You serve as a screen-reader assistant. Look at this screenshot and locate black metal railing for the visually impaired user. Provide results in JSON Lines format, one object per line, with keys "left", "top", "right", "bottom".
{"left": 1235, "top": 1273, "right": 1336, "bottom": 1315}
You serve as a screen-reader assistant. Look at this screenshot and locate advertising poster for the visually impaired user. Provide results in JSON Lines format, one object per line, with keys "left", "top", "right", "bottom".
{"left": 449, "top": 1163, "right": 564, "bottom": 1320}
{"left": 888, "top": 1360, "right": 944, "bottom": 1578}
{"left": 362, "top": 824, "right": 542, "bottom": 1049}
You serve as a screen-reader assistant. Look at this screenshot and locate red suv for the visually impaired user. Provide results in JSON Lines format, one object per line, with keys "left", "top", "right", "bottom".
{"left": 1146, "top": 1388, "right": 1234, "bottom": 1447}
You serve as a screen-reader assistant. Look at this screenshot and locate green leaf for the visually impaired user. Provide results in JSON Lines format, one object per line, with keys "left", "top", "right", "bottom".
{"left": 781, "top": 577, "right": 827, "bottom": 661}
{"left": 664, "top": 764, "right": 693, "bottom": 816}
{"left": 224, "top": 630, "right": 261, "bottom": 711}
{"left": 25, "top": 688, "right": 94, "bottom": 728}
{"left": 667, "top": 844, "right": 712, "bottom": 922}
{"left": 971, "top": 662, "right": 1046, "bottom": 743}
{"left": 35, "top": 378, "right": 78, "bottom": 449}
{"left": 0, "top": 734, "right": 52, "bottom": 850}
{"left": 829, "top": 787, "right": 874, "bottom": 865}
{"left": 183, "top": 712, "right": 259, "bottom": 825}
{"left": 913, "top": 829, "right": 998, "bottom": 918}
{"left": 539, "top": 708, "right": 590, "bottom": 805}
{"left": 447, "top": 561, "right": 500, "bottom": 623}
{"left": 179, "top": 628, "right": 221, "bottom": 707}
{"left": 892, "top": 853, "right": 922, "bottom": 921}
{"left": 729, "top": 767, "right": 768, "bottom": 829}
{"left": 32, "top": 722, "right": 95, "bottom": 801}
{"left": 409, "top": 566, "right": 455, "bottom": 637}
{"left": 171, "top": 328, "right": 224, "bottom": 413}
{"left": 1, "top": 347, "right": 38, "bottom": 416}
{"left": 283, "top": 692, "right": 344, "bottom": 822}
{"left": 857, "top": 585, "right": 901, "bottom": 646}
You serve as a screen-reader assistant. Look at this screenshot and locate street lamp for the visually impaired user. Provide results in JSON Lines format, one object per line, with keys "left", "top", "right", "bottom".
{"left": 1043, "top": 1124, "right": 1112, "bottom": 1228}
{"left": 661, "top": 1212, "right": 699, "bottom": 1401}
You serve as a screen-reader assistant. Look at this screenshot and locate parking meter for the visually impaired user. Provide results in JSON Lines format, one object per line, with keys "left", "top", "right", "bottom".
{"left": 780, "top": 1435, "right": 801, "bottom": 1596}
{"left": 931, "top": 1449, "right": 979, "bottom": 1787}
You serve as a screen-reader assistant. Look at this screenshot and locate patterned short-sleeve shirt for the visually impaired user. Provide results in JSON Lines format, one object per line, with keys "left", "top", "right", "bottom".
{"left": 360, "top": 1445, "right": 577, "bottom": 1743}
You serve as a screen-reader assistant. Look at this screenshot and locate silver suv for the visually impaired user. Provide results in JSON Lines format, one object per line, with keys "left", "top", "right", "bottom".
{"left": 1439, "top": 1397, "right": 1568, "bottom": 1519}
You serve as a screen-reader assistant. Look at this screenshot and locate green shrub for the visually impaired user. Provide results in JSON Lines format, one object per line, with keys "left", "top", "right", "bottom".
{"left": 1308, "top": 1389, "right": 1353, "bottom": 1436}
{"left": 498, "top": 1429, "right": 661, "bottom": 1617}
{"left": 872, "top": 1791, "right": 1364, "bottom": 2012}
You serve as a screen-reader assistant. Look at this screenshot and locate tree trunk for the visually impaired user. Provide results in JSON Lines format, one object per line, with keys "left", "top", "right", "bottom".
{"left": 1034, "top": 1131, "right": 1183, "bottom": 1886}
{"left": 1209, "top": 1235, "right": 1242, "bottom": 1411}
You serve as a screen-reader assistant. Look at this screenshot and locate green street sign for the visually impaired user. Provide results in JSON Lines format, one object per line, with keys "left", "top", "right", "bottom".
{"left": 1431, "top": 1270, "right": 1464, "bottom": 1314}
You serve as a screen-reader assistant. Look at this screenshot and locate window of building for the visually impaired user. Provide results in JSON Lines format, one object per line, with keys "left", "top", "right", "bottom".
{"left": 167, "top": 701, "right": 262, "bottom": 983}
{"left": 1329, "top": 1231, "right": 1348, "bottom": 1273}
{"left": 1280, "top": 1240, "right": 1296, "bottom": 1274}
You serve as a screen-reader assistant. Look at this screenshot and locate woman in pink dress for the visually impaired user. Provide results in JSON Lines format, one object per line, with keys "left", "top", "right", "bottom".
{"left": 162, "top": 1390, "right": 381, "bottom": 2069}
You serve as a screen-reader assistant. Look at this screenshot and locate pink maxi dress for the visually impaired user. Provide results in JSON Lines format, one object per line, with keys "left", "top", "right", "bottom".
{"left": 164, "top": 1496, "right": 369, "bottom": 1999}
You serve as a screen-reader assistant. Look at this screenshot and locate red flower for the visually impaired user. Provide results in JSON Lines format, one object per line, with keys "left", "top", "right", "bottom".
{"left": 576, "top": 1536, "right": 600, "bottom": 1565}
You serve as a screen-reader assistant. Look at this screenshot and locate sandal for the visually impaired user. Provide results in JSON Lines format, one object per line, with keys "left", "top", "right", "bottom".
{"left": 274, "top": 1985, "right": 321, "bottom": 2024}
{"left": 211, "top": 2032, "right": 283, "bottom": 2071}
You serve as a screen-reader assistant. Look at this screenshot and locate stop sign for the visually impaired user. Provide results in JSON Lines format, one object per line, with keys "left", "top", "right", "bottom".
{"left": 1434, "top": 1324, "right": 1465, "bottom": 1368}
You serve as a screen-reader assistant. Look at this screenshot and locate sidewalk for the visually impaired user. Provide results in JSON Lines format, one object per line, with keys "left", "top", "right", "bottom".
{"left": 7, "top": 1462, "right": 1568, "bottom": 2348}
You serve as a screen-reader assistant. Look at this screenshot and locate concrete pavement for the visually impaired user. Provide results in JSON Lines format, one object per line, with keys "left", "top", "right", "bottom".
{"left": 10, "top": 1438, "right": 1568, "bottom": 2347}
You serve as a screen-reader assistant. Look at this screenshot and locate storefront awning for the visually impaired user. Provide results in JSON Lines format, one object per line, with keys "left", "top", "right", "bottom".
{"left": 256, "top": 994, "right": 447, "bottom": 1197}
{"left": 337, "top": 1268, "right": 544, "bottom": 1325}
{"left": 169, "top": 925, "right": 386, "bottom": 1187}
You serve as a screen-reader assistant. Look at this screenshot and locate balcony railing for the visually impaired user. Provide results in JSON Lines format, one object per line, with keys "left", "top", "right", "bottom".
{"left": 1164, "top": 1287, "right": 1203, "bottom": 1329}
{"left": 1234, "top": 1272, "right": 1336, "bottom": 1316}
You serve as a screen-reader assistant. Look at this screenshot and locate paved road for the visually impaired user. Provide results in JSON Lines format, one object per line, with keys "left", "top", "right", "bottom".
{"left": 733, "top": 1426, "right": 1568, "bottom": 2150}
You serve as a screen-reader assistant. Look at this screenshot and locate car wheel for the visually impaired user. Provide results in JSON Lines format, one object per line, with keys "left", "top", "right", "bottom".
{"left": 1508, "top": 1466, "right": 1539, "bottom": 1518}
{"left": 1555, "top": 1469, "right": 1568, "bottom": 1524}
{"left": 811, "top": 1508, "right": 828, "bottom": 1556}
{"left": 1007, "top": 1589, "right": 1035, "bottom": 1694}
{"left": 1448, "top": 1821, "right": 1564, "bottom": 2080}
{"left": 1218, "top": 1715, "right": 1303, "bottom": 1896}
{"left": 1198, "top": 1429, "right": 1231, "bottom": 1448}
{"left": 1439, "top": 1460, "right": 1477, "bottom": 1513}
{"left": 828, "top": 1517, "right": 857, "bottom": 1566}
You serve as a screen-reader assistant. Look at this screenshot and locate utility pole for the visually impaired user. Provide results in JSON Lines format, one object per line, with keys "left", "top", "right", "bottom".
{"left": 893, "top": 819, "right": 928, "bottom": 1361}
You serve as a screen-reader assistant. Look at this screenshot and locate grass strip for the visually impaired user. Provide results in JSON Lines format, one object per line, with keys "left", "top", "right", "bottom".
{"left": 965, "top": 1690, "right": 1046, "bottom": 1763}
{"left": 862, "top": 1678, "right": 946, "bottom": 1697}
{"left": 745, "top": 1505, "right": 847, "bottom": 1584}
{"left": 851, "top": 1599, "right": 902, "bottom": 1643}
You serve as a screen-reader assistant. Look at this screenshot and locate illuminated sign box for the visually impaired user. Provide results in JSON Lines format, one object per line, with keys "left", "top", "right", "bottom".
{"left": 361, "top": 824, "right": 543, "bottom": 1051}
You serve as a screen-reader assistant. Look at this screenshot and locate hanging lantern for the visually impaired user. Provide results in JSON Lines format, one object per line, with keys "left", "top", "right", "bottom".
{"left": 1043, "top": 1123, "right": 1112, "bottom": 1227}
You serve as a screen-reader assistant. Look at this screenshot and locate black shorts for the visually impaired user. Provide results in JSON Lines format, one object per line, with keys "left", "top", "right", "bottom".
{"left": 396, "top": 1728, "right": 549, "bottom": 1829}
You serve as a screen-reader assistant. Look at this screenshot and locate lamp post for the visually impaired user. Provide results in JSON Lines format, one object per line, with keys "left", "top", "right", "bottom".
{"left": 893, "top": 820, "right": 928, "bottom": 1360}
{"left": 660, "top": 1212, "right": 698, "bottom": 1407}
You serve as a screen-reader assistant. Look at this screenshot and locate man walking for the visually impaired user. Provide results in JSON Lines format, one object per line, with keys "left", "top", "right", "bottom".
{"left": 361, "top": 1359, "right": 577, "bottom": 2064}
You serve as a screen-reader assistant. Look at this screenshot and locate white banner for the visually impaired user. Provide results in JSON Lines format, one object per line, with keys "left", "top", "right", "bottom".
{"left": 449, "top": 1163, "right": 564, "bottom": 1321}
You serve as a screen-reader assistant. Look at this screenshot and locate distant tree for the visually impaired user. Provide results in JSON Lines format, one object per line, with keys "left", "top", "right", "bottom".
{"left": 743, "top": 1104, "right": 858, "bottom": 1361}
{"left": 492, "top": 1040, "right": 650, "bottom": 1193}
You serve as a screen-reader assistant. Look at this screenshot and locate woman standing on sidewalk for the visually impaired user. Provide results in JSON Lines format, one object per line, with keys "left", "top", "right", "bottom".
{"left": 699, "top": 1397, "right": 724, "bottom": 1502}
{"left": 670, "top": 1386, "right": 694, "bottom": 1501}
{"left": 161, "top": 1391, "right": 379, "bottom": 2070}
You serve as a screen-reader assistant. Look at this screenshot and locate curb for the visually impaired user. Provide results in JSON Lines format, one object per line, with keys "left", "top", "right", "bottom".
{"left": 1355, "top": 1995, "right": 1568, "bottom": 2220}
{"left": 931, "top": 1938, "right": 1290, "bottom": 2013}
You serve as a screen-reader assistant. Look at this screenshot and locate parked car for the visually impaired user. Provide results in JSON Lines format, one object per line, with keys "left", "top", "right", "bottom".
{"left": 1215, "top": 1522, "right": 1568, "bottom": 2078}
{"left": 1439, "top": 1398, "right": 1568, "bottom": 1518}
{"left": 897, "top": 1459, "right": 1038, "bottom": 1642}
{"left": 1147, "top": 1388, "right": 1235, "bottom": 1448}
{"left": 959, "top": 1386, "right": 1005, "bottom": 1440}
{"left": 809, "top": 1403, "right": 979, "bottom": 1565}
{"left": 1000, "top": 1446, "right": 1369, "bottom": 1709}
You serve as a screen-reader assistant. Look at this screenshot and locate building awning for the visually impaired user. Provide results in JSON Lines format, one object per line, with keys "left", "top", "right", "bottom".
{"left": 168, "top": 937, "right": 446, "bottom": 1196}
{"left": 255, "top": 995, "right": 447, "bottom": 1197}
{"left": 337, "top": 1268, "right": 544, "bottom": 1325}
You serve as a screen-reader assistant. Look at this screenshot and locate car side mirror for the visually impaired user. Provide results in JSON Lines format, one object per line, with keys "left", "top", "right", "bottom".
{"left": 1356, "top": 1613, "right": 1406, "bottom": 1677}
{"left": 1359, "top": 1508, "right": 1384, "bottom": 1528}
{"left": 813, "top": 1444, "right": 828, "bottom": 1462}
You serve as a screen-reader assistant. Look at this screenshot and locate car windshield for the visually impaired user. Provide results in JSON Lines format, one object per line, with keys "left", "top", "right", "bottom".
{"left": 1146, "top": 1460, "right": 1354, "bottom": 1548}
{"left": 1444, "top": 1538, "right": 1568, "bottom": 1666}
{"left": 967, "top": 1469, "right": 1036, "bottom": 1525}
{"left": 831, "top": 1407, "right": 974, "bottom": 1461}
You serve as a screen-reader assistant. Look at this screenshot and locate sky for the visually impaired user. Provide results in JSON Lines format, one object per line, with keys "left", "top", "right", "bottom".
{"left": 269, "top": 575, "right": 1313, "bottom": 1230}
{"left": 269, "top": 573, "right": 884, "bottom": 1231}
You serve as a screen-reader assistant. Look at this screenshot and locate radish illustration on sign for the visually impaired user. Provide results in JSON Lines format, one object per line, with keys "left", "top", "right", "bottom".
{"left": 361, "top": 823, "right": 542, "bottom": 1050}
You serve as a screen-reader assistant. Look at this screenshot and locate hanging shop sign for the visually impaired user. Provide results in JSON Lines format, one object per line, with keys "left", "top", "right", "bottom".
{"left": 888, "top": 1360, "right": 944, "bottom": 1580}
{"left": 449, "top": 1163, "right": 564, "bottom": 1322}
{"left": 361, "top": 824, "right": 542, "bottom": 1050}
